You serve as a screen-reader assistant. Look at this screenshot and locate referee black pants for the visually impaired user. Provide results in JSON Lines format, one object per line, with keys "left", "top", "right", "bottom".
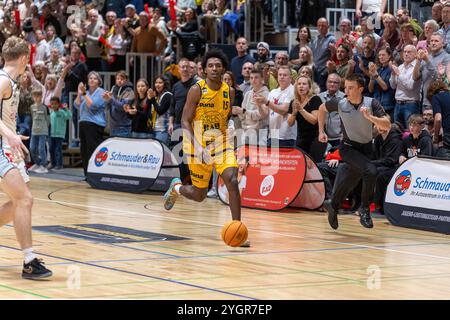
{"left": 79, "top": 121, "right": 105, "bottom": 176}
{"left": 331, "top": 141, "right": 377, "bottom": 210}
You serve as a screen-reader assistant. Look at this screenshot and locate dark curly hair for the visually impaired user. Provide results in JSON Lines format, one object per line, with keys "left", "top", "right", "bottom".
{"left": 202, "top": 48, "right": 229, "bottom": 71}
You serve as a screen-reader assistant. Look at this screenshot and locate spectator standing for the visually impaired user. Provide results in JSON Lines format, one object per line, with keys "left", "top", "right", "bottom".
{"left": 287, "top": 76, "right": 326, "bottom": 162}
{"left": 254, "top": 66, "right": 296, "bottom": 147}
{"left": 126, "top": 79, "right": 153, "bottom": 138}
{"left": 239, "top": 62, "right": 254, "bottom": 95}
{"left": 417, "top": 20, "right": 441, "bottom": 51}
{"left": 130, "top": 12, "right": 168, "bottom": 56}
{"left": 85, "top": 9, "right": 105, "bottom": 71}
{"left": 440, "top": 4, "right": 450, "bottom": 53}
{"left": 46, "top": 48, "right": 65, "bottom": 78}
{"left": 231, "top": 37, "right": 255, "bottom": 85}
{"left": 102, "top": 71, "right": 135, "bottom": 138}
{"left": 414, "top": 33, "right": 450, "bottom": 109}
{"left": 237, "top": 68, "right": 270, "bottom": 146}
{"left": 46, "top": 25, "right": 65, "bottom": 56}
{"left": 256, "top": 41, "right": 272, "bottom": 63}
{"left": 318, "top": 73, "right": 345, "bottom": 147}
{"left": 29, "top": 88, "right": 50, "bottom": 174}
{"left": 310, "top": 18, "right": 336, "bottom": 92}
{"left": 49, "top": 97, "right": 72, "bottom": 170}
{"left": 353, "top": 34, "right": 377, "bottom": 94}
{"left": 74, "top": 71, "right": 107, "bottom": 176}
{"left": 390, "top": 45, "right": 422, "bottom": 128}
{"left": 18, "top": 71, "right": 33, "bottom": 142}
{"left": 148, "top": 75, "right": 173, "bottom": 145}
{"left": 326, "top": 44, "right": 353, "bottom": 89}
{"left": 107, "top": 18, "right": 131, "bottom": 71}
{"left": 289, "top": 26, "right": 311, "bottom": 67}
{"left": 33, "top": 29, "right": 50, "bottom": 66}
{"left": 378, "top": 14, "right": 401, "bottom": 50}
{"left": 168, "top": 58, "right": 197, "bottom": 136}
{"left": 369, "top": 47, "right": 396, "bottom": 120}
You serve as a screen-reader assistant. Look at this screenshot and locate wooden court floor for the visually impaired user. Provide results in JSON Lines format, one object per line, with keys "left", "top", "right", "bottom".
{"left": 1, "top": 176, "right": 450, "bottom": 300}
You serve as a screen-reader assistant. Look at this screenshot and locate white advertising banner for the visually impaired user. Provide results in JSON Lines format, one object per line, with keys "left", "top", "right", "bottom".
{"left": 384, "top": 156, "right": 450, "bottom": 234}
{"left": 88, "top": 137, "right": 163, "bottom": 179}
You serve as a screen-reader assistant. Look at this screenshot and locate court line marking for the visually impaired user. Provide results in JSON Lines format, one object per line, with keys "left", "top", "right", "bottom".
{"left": 0, "top": 244, "right": 258, "bottom": 300}
{"left": 0, "top": 283, "right": 51, "bottom": 299}
{"left": 26, "top": 195, "right": 450, "bottom": 262}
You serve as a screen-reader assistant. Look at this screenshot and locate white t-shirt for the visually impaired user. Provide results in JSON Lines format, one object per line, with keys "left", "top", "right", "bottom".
{"left": 361, "top": 0, "right": 382, "bottom": 13}
{"left": 268, "top": 84, "right": 296, "bottom": 140}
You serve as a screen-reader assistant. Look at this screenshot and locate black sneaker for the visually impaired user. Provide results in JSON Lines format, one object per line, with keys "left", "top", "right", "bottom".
{"left": 359, "top": 207, "right": 374, "bottom": 228}
{"left": 324, "top": 200, "right": 339, "bottom": 230}
{"left": 22, "top": 258, "right": 53, "bottom": 280}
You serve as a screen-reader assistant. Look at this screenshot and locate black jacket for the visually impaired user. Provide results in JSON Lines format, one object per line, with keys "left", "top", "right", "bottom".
{"left": 401, "top": 130, "right": 433, "bottom": 158}
{"left": 372, "top": 125, "right": 404, "bottom": 168}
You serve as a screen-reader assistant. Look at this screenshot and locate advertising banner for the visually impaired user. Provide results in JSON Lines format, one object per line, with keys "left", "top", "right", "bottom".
{"left": 217, "top": 145, "right": 307, "bottom": 211}
{"left": 87, "top": 138, "right": 179, "bottom": 193}
{"left": 384, "top": 156, "right": 450, "bottom": 234}
{"left": 289, "top": 153, "right": 326, "bottom": 210}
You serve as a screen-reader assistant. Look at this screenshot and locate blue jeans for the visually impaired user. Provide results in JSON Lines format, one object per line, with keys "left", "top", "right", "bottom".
{"left": 394, "top": 102, "right": 420, "bottom": 129}
{"left": 131, "top": 132, "right": 154, "bottom": 139}
{"left": 49, "top": 137, "right": 64, "bottom": 167}
{"left": 30, "top": 135, "right": 48, "bottom": 166}
{"left": 154, "top": 131, "right": 169, "bottom": 146}
{"left": 17, "top": 114, "right": 32, "bottom": 136}
{"left": 110, "top": 127, "right": 131, "bottom": 138}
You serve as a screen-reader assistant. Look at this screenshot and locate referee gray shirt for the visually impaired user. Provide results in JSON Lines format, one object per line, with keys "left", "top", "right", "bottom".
{"left": 325, "top": 96, "right": 386, "bottom": 144}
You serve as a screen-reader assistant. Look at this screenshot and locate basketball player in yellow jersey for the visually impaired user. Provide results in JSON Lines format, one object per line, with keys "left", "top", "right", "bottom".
{"left": 0, "top": 37, "right": 52, "bottom": 279}
{"left": 164, "top": 49, "right": 246, "bottom": 240}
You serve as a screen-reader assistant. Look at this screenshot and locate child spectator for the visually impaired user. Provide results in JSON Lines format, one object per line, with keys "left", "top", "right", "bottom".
{"left": 29, "top": 88, "right": 50, "bottom": 173}
{"left": 49, "top": 97, "right": 72, "bottom": 170}
{"left": 102, "top": 70, "right": 135, "bottom": 137}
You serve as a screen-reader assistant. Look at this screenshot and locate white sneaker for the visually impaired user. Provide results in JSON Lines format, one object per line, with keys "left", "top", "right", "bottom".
{"left": 207, "top": 189, "right": 217, "bottom": 198}
{"left": 29, "top": 164, "right": 40, "bottom": 172}
{"left": 35, "top": 166, "right": 49, "bottom": 174}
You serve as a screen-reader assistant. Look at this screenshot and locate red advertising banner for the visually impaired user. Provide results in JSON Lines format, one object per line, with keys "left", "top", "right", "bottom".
{"left": 289, "top": 153, "right": 326, "bottom": 210}
{"left": 217, "top": 145, "right": 307, "bottom": 211}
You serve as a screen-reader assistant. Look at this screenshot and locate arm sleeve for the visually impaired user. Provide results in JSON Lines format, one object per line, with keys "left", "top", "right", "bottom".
{"left": 325, "top": 97, "right": 339, "bottom": 112}
{"left": 151, "top": 93, "right": 172, "bottom": 115}
{"left": 371, "top": 98, "right": 387, "bottom": 118}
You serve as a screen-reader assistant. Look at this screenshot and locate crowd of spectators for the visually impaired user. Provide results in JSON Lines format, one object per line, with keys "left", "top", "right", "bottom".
{"left": 1, "top": 1, "right": 450, "bottom": 216}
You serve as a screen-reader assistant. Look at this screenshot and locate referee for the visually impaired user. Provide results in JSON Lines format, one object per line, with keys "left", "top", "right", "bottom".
{"left": 318, "top": 73, "right": 390, "bottom": 229}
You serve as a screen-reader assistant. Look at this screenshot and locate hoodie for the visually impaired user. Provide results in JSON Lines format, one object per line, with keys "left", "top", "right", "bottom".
{"left": 106, "top": 81, "right": 135, "bottom": 132}
{"left": 372, "top": 125, "right": 404, "bottom": 168}
{"left": 401, "top": 130, "right": 433, "bottom": 159}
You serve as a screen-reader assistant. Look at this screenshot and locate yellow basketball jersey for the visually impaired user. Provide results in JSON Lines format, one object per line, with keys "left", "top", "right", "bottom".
{"left": 184, "top": 79, "right": 231, "bottom": 153}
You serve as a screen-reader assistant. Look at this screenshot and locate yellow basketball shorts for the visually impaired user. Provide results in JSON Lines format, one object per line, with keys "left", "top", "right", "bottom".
{"left": 186, "top": 147, "right": 238, "bottom": 189}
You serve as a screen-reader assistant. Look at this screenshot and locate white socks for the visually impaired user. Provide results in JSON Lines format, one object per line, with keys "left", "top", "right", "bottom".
{"left": 23, "top": 248, "right": 37, "bottom": 264}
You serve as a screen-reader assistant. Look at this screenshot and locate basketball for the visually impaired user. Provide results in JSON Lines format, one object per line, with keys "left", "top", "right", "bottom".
{"left": 221, "top": 220, "right": 248, "bottom": 247}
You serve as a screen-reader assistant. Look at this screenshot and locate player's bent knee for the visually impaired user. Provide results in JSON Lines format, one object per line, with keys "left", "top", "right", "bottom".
{"left": 13, "top": 192, "right": 33, "bottom": 208}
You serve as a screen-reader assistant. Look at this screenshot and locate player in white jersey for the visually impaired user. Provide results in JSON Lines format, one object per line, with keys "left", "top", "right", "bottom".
{"left": 0, "top": 37, "right": 52, "bottom": 279}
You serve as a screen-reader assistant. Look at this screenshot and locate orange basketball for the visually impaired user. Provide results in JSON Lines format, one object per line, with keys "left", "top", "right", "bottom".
{"left": 221, "top": 220, "right": 248, "bottom": 247}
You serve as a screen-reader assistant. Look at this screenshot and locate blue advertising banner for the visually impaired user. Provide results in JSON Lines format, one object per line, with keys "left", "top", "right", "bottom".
{"left": 384, "top": 156, "right": 450, "bottom": 234}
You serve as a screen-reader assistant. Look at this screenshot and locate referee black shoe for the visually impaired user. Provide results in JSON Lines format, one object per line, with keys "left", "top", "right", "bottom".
{"left": 324, "top": 200, "right": 339, "bottom": 230}
{"left": 359, "top": 208, "right": 374, "bottom": 228}
{"left": 22, "top": 258, "right": 53, "bottom": 280}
